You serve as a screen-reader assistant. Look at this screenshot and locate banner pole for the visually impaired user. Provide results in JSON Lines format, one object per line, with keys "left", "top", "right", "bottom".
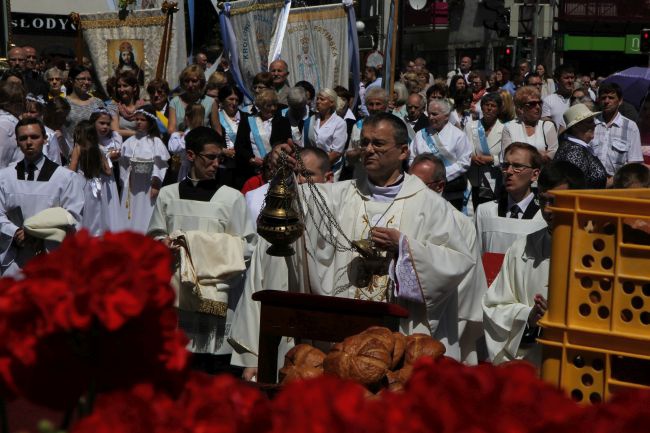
{"left": 389, "top": 0, "right": 399, "bottom": 98}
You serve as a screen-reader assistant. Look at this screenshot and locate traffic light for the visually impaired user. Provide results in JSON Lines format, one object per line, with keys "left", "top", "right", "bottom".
{"left": 641, "top": 29, "right": 650, "bottom": 53}
{"left": 504, "top": 45, "right": 513, "bottom": 64}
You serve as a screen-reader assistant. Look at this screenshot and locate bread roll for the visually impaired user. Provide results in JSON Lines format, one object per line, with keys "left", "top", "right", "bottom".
{"left": 391, "top": 332, "right": 407, "bottom": 370}
{"left": 280, "top": 366, "right": 323, "bottom": 384}
{"left": 323, "top": 334, "right": 391, "bottom": 385}
{"left": 404, "top": 333, "right": 446, "bottom": 365}
{"left": 282, "top": 344, "right": 325, "bottom": 369}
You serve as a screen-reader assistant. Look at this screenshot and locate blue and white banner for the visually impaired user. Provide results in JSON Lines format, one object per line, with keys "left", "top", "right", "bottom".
{"left": 382, "top": 0, "right": 395, "bottom": 94}
{"left": 281, "top": 2, "right": 349, "bottom": 93}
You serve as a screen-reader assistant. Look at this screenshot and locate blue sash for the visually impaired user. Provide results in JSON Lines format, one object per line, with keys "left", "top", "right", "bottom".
{"left": 356, "top": 119, "right": 364, "bottom": 129}
{"left": 219, "top": 111, "right": 237, "bottom": 145}
{"left": 303, "top": 115, "right": 312, "bottom": 147}
{"left": 477, "top": 121, "right": 491, "bottom": 155}
{"left": 422, "top": 130, "right": 451, "bottom": 167}
{"left": 280, "top": 107, "right": 289, "bottom": 117}
{"left": 248, "top": 116, "right": 268, "bottom": 157}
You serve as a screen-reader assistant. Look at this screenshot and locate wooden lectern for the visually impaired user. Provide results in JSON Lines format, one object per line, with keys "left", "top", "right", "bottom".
{"left": 253, "top": 290, "right": 409, "bottom": 384}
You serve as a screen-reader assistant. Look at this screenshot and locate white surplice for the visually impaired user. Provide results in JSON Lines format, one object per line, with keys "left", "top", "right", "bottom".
{"left": 0, "top": 110, "right": 23, "bottom": 169}
{"left": 148, "top": 179, "right": 256, "bottom": 355}
{"left": 475, "top": 200, "right": 547, "bottom": 254}
{"left": 229, "top": 174, "right": 474, "bottom": 366}
{"left": 118, "top": 134, "right": 170, "bottom": 233}
{"left": 0, "top": 158, "right": 84, "bottom": 275}
{"left": 482, "top": 227, "right": 550, "bottom": 366}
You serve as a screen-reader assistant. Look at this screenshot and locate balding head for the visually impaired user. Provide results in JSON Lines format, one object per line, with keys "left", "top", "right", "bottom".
{"left": 23, "top": 46, "right": 37, "bottom": 71}
{"left": 410, "top": 153, "right": 446, "bottom": 193}
{"left": 8, "top": 47, "right": 26, "bottom": 70}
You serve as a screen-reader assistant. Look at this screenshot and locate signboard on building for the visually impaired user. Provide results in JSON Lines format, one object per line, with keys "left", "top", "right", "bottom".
{"left": 11, "top": 12, "right": 77, "bottom": 35}
{"left": 563, "top": 34, "right": 645, "bottom": 55}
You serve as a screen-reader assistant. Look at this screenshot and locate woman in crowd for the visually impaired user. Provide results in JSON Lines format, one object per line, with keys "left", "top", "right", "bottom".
{"left": 449, "top": 89, "right": 473, "bottom": 130}
{"left": 391, "top": 81, "right": 409, "bottom": 119}
{"left": 69, "top": 120, "right": 123, "bottom": 235}
{"left": 43, "top": 96, "right": 71, "bottom": 158}
{"left": 242, "top": 72, "right": 275, "bottom": 114}
{"left": 465, "top": 92, "right": 504, "bottom": 207}
{"left": 65, "top": 66, "right": 107, "bottom": 153}
{"left": 214, "top": 84, "right": 243, "bottom": 187}
{"left": 234, "top": 88, "right": 290, "bottom": 189}
{"left": 426, "top": 82, "right": 448, "bottom": 105}
{"left": 205, "top": 71, "right": 228, "bottom": 99}
{"left": 304, "top": 88, "right": 347, "bottom": 180}
{"left": 498, "top": 89, "right": 516, "bottom": 123}
{"left": 448, "top": 74, "right": 467, "bottom": 103}
{"left": 535, "top": 64, "right": 555, "bottom": 98}
{"left": 168, "top": 65, "right": 212, "bottom": 133}
{"left": 168, "top": 103, "right": 205, "bottom": 182}
{"left": 554, "top": 103, "right": 607, "bottom": 188}
{"left": 501, "top": 85, "right": 558, "bottom": 161}
{"left": 0, "top": 82, "right": 25, "bottom": 167}
{"left": 469, "top": 71, "right": 487, "bottom": 117}
{"left": 44, "top": 67, "right": 65, "bottom": 99}
{"left": 146, "top": 78, "right": 171, "bottom": 138}
{"left": 112, "top": 70, "right": 144, "bottom": 139}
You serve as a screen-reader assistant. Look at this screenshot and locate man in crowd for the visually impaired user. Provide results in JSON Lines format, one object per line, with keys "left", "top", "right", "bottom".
{"left": 7, "top": 47, "right": 26, "bottom": 70}
{"left": 0, "top": 118, "right": 83, "bottom": 276}
{"left": 346, "top": 87, "right": 388, "bottom": 179}
{"left": 518, "top": 60, "right": 531, "bottom": 79}
{"left": 591, "top": 82, "right": 643, "bottom": 184}
{"left": 404, "top": 93, "right": 429, "bottom": 133}
{"left": 447, "top": 55, "right": 472, "bottom": 85}
{"left": 269, "top": 59, "right": 291, "bottom": 106}
{"left": 475, "top": 143, "right": 547, "bottom": 254}
{"left": 483, "top": 161, "right": 585, "bottom": 366}
{"left": 22, "top": 46, "right": 49, "bottom": 97}
{"left": 409, "top": 98, "right": 472, "bottom": 210}
{"left": 147, "top": 126, "right": 255, "bottom": 375}
{"left": 0, "top": 82, "right": 27, "bottom": 168}
{"left": 542, "top": 64, "right": 575, "bottom": 131}
{"left": 282, "top": 86, "right": 313, "bottom": 148}
{"left": 410, "top": 153, "right": 488, "bottom": 364}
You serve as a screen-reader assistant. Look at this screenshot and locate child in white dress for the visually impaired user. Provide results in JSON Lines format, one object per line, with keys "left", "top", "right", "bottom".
{"left": 118, "top": 105, "right": 170, "bottom": 233}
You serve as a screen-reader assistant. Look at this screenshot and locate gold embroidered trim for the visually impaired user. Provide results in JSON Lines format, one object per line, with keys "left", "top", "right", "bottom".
{"left": 80, "top": 15, "right": 166, "bottom": 29}
{"left": 197, "top": 300, "right": 228, "bottom": 317}
{"left": 287, "top": 8, "right": 346, "bottom": 22}
{"left": 228, "top": 2, "right": 285, "bottom": 16}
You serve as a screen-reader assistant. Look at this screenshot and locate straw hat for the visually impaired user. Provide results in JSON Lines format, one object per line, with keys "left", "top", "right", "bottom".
{"left": 563, "top": 103, "right": 600, "bottom": 130}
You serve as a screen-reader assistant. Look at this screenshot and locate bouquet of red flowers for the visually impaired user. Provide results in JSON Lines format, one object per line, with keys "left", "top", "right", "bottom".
{"left": 0, "top": 231, "right": 188, "bottom": 409}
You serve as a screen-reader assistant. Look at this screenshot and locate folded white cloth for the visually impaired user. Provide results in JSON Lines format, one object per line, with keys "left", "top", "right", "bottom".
{"left": 24, "top": 207, "right": 76, "bottom": 242}
{"left": 171, "top": 230, "right": 246, "bottom": 316}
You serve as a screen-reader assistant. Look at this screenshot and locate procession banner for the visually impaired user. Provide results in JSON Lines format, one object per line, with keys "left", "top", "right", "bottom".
{"left": 78, "top": 4, "right": 186, "bottom": 94}
{"left": 281, "top": 2, "right": 349, "bottom": 93}
{"left": 216, "top": 0, "right": 286, "bottom": 99}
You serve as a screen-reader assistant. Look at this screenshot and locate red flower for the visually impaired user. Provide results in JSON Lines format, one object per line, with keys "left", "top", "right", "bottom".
{"left": 0, "top": 231, "right": 188, "bottom": 409}
{"left": 269, "top": 374, "right": 368, "bottom": 433}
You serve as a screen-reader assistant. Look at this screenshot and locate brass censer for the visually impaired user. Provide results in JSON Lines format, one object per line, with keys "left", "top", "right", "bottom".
{"left": 256, "top": 154, "right": 304, "bottom": 256}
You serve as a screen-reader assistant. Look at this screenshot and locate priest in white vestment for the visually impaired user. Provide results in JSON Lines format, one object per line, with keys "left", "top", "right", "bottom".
{"left": 410, "top": 153, "right": 488, "bottom": 364}
{"left": 0, "top": 118, "right": 83, "bottom": 276}
{"left": 475, "top": 143, "right": 547, "bottom": 254}
{"left": 482, "top": 161, "right": 586, "bottom": 366}
{"left": 229, "top": 113, "right": 474, "bottom": 379}
{"left": 147, "top": 127, "right": 255, "bottom": 374}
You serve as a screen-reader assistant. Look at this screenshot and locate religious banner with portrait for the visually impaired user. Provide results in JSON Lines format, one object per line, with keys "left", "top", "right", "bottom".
{"left": 281, "top": 3, "right": 349, "bottom": 93}
{"left": 77, "top": 5, "right": 186, "bottom": 95}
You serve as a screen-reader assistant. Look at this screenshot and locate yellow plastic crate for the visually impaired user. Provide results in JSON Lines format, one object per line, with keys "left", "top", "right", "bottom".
{"left": 538, "top": 188, "right": 650, "bottom": 400}
{"left": 542, "top": 188, "right": 650, "bottom": 341}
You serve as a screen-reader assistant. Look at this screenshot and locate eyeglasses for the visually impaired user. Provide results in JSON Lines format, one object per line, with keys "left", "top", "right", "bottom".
{"left": 523, "top": 100, "right": 542, "bottom": 109}
{"left": 75, "top": 77, "right": 92, "bottom": 82}
{"left": 501, "top": 162, "right": 533, "bottom": 173}
{"left": 198, "top": 153, "right": 223, "bottom": 162}
{"left": 361, "top": 139, "right": 400, "bottom": 152}
{"left": 47, "top": 77, "right": 62, "bottom": 82}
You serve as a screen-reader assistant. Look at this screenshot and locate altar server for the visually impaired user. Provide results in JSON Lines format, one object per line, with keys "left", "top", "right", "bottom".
{"left": 482, "top": 161, "right": 585, "bottom": 365}
{"left": 148, "top": 126, "right": 255, "bottom": 375}
{"left": 0, "top": 118, "right": 83, "bottom": 275}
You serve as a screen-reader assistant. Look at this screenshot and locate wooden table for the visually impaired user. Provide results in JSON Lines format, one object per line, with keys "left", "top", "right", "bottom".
{"left": 253, "top": 290, "right": 409, "bottom": 384}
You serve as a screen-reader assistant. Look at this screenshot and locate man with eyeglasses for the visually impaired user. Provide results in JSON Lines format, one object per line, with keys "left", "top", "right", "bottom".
{"left": 404, "top": 93, "right": 428, "bottom": 133}
{"left": 475, "top": 142, "right": 547, "bottom": 255}
{"left": 410, "top": 153, "right": 489, "bottom": 364}
{"left": 483, "top": 161, "right": 586, "bottom": 366}
{"left": 148, "top": 126, "right": 255, "bottom": 376}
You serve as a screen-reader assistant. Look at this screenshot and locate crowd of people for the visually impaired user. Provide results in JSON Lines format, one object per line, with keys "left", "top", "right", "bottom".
{"left": 0, "top": 43, "right": 648, "bottom": 377}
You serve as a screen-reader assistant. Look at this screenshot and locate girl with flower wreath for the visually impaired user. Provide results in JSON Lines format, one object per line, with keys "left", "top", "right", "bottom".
{"left": 118, "top": 105, "right": 170, "bottom": 233}
{"left": 23, "top": 93, "right": 62, "bottom": 164}
{"left": 69, "top": 120, "right": 124, "bottom": 235}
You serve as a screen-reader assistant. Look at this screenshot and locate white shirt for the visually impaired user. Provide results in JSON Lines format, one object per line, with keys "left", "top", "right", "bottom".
{"left": 507, "top": 192, "right": 535, "bottom": 219}
{"left": 220, "top": 110, "right": 240, "bottom": 149}
{"left": 501, "top": 119, "right": 558, "bottom": 159}
{"left": 0, "top": 110, "right": 22, "bottom": 169}
{"left": 409, "top": 122, "right": 472, "bottom": 181}
{"left": 308, "top": 112, "right": 348, "bottom": 154}
{"left": 464, "top": 118, "right": 504, "bottom": 163}
{"left": 244, "top": 182, "right": 269, "bottom": 227}
{"left": 541, "top": 93, "right": 570, "bottom": 129}
{"left": 592, "top": 112, "right": 643, "bottom": 176}
{"left": 249, "top": 117, "right": 273, "bottom": 159}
